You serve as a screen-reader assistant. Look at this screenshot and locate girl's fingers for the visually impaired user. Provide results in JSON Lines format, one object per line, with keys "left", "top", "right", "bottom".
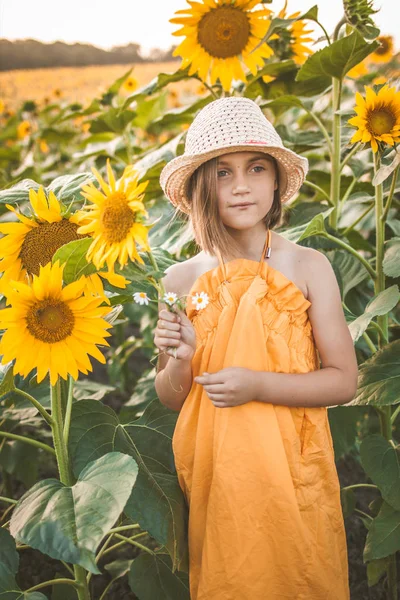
{"left": 157, "top": 337, "right": 180, "bottom": 347}
{"left": 158, "top": 329, "right": 180, "bottom": 339}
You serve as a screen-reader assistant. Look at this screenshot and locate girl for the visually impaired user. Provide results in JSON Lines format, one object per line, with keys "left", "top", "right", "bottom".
{"left": 154, "top": 97, "right": 358, "bottom": 600}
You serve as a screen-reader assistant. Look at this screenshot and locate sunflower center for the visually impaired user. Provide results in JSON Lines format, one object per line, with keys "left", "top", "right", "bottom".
{"left": 101, "top": 192, "right": 135, "bottom": 243}
{"left": 368, "top": 108, "right": 395, "bottom": 135}
{"left": 198, "top": 6, "right": 250, "bottom": 58}
{"left": 26, "top": 299, "right": 75, "bottom": 343}
{"left": 19, "top": 220, "right": 85, "bottom": 276}
{"left": 375, "top": 38, "right": 390, "bottom": 55}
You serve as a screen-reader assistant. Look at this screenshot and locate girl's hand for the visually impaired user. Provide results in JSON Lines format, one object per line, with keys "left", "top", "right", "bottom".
{"left": 155, "top": 308, "right": 197, "bottom": 362}
{"left": 194, "top": 367, "right": 258, "bottom": 408}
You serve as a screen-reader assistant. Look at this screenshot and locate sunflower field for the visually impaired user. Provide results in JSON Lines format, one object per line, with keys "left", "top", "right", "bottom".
{"left": 0, "top": 0, "right": 400, "bottom": 598}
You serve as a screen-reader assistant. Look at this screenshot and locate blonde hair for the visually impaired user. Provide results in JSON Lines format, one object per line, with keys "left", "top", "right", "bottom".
{"left": 184, "top": 153, "right": 281, "bottom": 260}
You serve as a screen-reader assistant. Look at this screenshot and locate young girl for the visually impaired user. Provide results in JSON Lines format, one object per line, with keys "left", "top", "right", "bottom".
{"left": 155, "top": 97, "right": 358, "bottom": 600}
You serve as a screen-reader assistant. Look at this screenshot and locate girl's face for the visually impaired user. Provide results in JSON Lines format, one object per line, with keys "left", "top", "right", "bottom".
{"left": 216, "top": 151, "right": 277, "bottom": 230}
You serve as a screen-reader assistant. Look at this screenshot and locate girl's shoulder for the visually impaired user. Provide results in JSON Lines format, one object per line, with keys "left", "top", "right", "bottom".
{"left": 164, "top": 231, "right": 317, "bottom": 300}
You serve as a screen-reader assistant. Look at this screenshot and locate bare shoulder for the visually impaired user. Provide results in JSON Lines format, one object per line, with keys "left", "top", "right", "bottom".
{"left": 297, "top": 246, "right": 339, "bottom": 303}
{"left": 162, "top": 253, "right": 205, "bottom": 298}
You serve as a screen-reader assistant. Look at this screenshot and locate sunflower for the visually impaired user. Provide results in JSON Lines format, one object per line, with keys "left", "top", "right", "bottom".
{"left": 277, "top": 2, "right": 314, "bottom": 65}
{"left": 123, "top": 76, "right": 139, "bottom": 93}
{"left": 170, "top": 0, "right": 274, "bottom": 92}
{"left": 348, "top": 84, "right": 400, "bottom": 153}
{"left": 369, "top": 36, "right": 394, "bottom": 64}
{"left": 17, "top": 121, "right": 32, "bottom": 139}
{"left": 0, "top": 187, "right": 85, "bottom": 294}
{"left": 0, "top": 261, "right": 112, "bottom": 385}
{"left": 76, "top": 159, "right": 151, "bottom": 273}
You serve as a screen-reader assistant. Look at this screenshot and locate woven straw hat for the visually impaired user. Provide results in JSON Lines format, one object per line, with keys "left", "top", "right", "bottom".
{"left": 159, "top": 96, "right": 308, "bottom": 214}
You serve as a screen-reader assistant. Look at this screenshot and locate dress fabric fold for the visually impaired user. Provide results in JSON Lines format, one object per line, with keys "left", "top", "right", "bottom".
{"left": 172, "top": 252, "right": 350, "bottom": 600}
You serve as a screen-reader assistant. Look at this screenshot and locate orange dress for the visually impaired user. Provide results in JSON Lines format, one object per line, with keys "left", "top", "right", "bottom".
{"left": 172, "top": 229, "right": 350, "bottom": 600}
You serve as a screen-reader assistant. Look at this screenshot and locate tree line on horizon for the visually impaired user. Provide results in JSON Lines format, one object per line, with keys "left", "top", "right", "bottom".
{"left": 0, "top": 39, "right": 178, "bottom": 71}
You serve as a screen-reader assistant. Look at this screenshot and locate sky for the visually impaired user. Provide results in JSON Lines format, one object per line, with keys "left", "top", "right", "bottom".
{"left": 0, "top": 0, "right": 398, "bottom": 56}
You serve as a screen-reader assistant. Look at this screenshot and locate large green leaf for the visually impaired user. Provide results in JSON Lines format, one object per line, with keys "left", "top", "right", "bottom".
{"left": 349, "top": 340, "right": 400, "bottom": 407}
{"left": 122, "top": 67, "right": 192, "bottom": 110}
{"left": 68, "top": 399, "right": 188, "bottom": 573}
{"left": 296, "top": 30, "right": 379, "bottom": 82}
{"left": 128, "top": 552, "right": 190, "bottom": 600}
{"left": 360, "top": 434, "right": 400, "bottom": 510}
{"left": 10, "top": 452, "right": 138, "bottom": 574}
{"left": 47, "top": 172, "right": 96, "bottom": 203}
{"left": 0, "top": 529, "right": 47, "bottom": 599}
{"left": 349, "top": 285, "right": 400, "bottom": 342}
{"left": 0, "top": 179, "right": 40, "bottom": 205}
{"left": 324, "top": 249, "right": 370, "bottom": 300}
{"left": 383, "top": 238, "right": 400, "bottom": 278}
{"left": 364, "top": 501, "right": 400, "bottom": 561}
{"left": 52, "top": 238, "right": 97, "bottom": 284}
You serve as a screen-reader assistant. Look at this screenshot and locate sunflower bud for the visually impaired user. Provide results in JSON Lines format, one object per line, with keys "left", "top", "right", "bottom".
{"left": 343, "top": 0, "right": 380, "bottom": 39}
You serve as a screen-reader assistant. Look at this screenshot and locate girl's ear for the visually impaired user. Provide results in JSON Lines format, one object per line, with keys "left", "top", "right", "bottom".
{"left": 274, "top": 179, "right": 278, "bottom": 191}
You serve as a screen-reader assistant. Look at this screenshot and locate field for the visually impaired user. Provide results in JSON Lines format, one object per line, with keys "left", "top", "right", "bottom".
{"left": 0, "top": 60, "right": 200, "bottom": 109}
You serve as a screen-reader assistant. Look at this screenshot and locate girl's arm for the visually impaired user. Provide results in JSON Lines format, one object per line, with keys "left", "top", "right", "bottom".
{"left": 155, "top": 357, "right": 193, "bottom": 411}
{"left": 255, "top": 249, "right": 359, "bottom": 408}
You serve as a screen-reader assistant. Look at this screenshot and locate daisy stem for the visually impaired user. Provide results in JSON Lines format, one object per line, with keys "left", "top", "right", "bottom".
{"left": 146, "top": 250, "right": 179, "bottom": 360}
{"left": 13, "top": 387, "right": 53, "bottom": 426}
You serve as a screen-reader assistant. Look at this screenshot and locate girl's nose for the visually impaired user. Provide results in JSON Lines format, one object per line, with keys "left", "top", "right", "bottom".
{"left": 232, "top": 170, "right": 250, "bottom": 193}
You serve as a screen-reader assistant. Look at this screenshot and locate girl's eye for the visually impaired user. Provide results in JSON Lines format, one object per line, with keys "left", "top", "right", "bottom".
{"left": 217, "top": 165, "right": 265, "bottom": 177}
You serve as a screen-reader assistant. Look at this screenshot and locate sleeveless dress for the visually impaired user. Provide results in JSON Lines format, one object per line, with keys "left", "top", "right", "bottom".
{"left": 172, "top": 229, "right": 350, "bottom": 600}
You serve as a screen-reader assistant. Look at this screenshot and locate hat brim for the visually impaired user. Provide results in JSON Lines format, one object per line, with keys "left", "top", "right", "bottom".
{"left": 160, "top": 143, "right": 309, "bottom": 214}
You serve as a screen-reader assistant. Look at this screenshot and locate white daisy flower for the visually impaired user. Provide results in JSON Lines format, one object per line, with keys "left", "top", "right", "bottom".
{"left": 191, "top": 291, "right": 209, "bottom": 311}
{"left": 163, "top": 291, "right": 178, "bottom": 306}
{"left": 133, "top": 291, "right": 150, "bottom": 305}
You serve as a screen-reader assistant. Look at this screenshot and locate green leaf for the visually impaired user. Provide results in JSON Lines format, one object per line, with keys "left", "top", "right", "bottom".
{"left": 52, "top": 238, "right": 96, "bottom": 284}
{"left": 0, "top": 364, "right": 15, "bottom": 398}
{"left": 68, "top": 400, "right": 188, "bottom": 573}
{"left": 0, "top": 179, "right": 40, "bottom": 205}
{"left": 107, "top": 67, "right": 134, "bottom": 96}
{"left": 0, "top": 529, "right": 47, "bottom": 599}
{"left": 383, "top": 238, "right": 400, "bottom": 278}
{"left": 349, "top": 340, "right": 400, "bottom": 407}
{"left": 90, "top": 107, "right": 136, "bottom": 134}
{"left": 296, "top": 30, "right": 379, "bottom": 82}
{"left": 47, "top": 173, "right": 96, "bottom": 203}
{"left": 148, "top": 97, "right": 211, "bottom": 135}
{"left": 298, "top": 5, "right": 319, "bottom": 22}
{"left": 10, "top": 452, "right": 138, "bottom": 574}
{"left": 0, "top": 529, "right": 19, "bottom": 574}
{"left": 366, "top": 557, "right": 388, "bottom": 587}
{"left": 325, "top": 248, "right": 370, "bottom": 300}
{"left": 349, "top": 285, "right": 400, "bottom": 342}
{"left": 360, "top": 434, "right": 400, "bottom": 510}
{"left": 122, "top": 67, "right": 193, "bottom": 110}
{"left": 73, "top": 379, "right": 115, "bottom": 401}
{"left": 128, "top": 551, "right": 190, "bottom": 600}
{"left": 364, "top": 501, "right": 400, "bottom": 561}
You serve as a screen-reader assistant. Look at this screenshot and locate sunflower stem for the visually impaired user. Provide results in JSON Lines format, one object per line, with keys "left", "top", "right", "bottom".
{"left": 13, "top": 387, "right": 53, "bottom": 426}
{"left": 63, "top": 375, "right": 74, "bottom": 445}
{"left": 329, "top": 77, "right": 342, "bottom": 229}
{"left": 340, "top": 142, "right": 362, "bottom": 171}
{"left": 321, "top": 232, "right": 376, "bottom": 279}
{"left": 50, "top": 380, "right": 91, "bottom": 600}
{"left": 302, "top": 180, "right": 332, "bottom": 203}
{"left": 341, "top": 201, "right": 374, "bottom": 236}
{"left": 381, "top": 165, "right": 399, "bottom": 222}
{"left": 305, "top": 110, "right": 333, "bottom": 155}
{"left": 0, "top": 430, "right": 56, "bottom": 455}
{"left": 373, "top": 150, "right": 397, "bottom": 598}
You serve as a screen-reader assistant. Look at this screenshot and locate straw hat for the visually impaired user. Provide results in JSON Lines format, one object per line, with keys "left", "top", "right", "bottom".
{"left": 159, "top": 96, "right": 309, "bottom": 214}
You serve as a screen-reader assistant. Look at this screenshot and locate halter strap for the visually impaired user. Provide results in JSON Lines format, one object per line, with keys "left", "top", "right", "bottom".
{"left": 215, "top": 228, "right": 272, "bottom": 281}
